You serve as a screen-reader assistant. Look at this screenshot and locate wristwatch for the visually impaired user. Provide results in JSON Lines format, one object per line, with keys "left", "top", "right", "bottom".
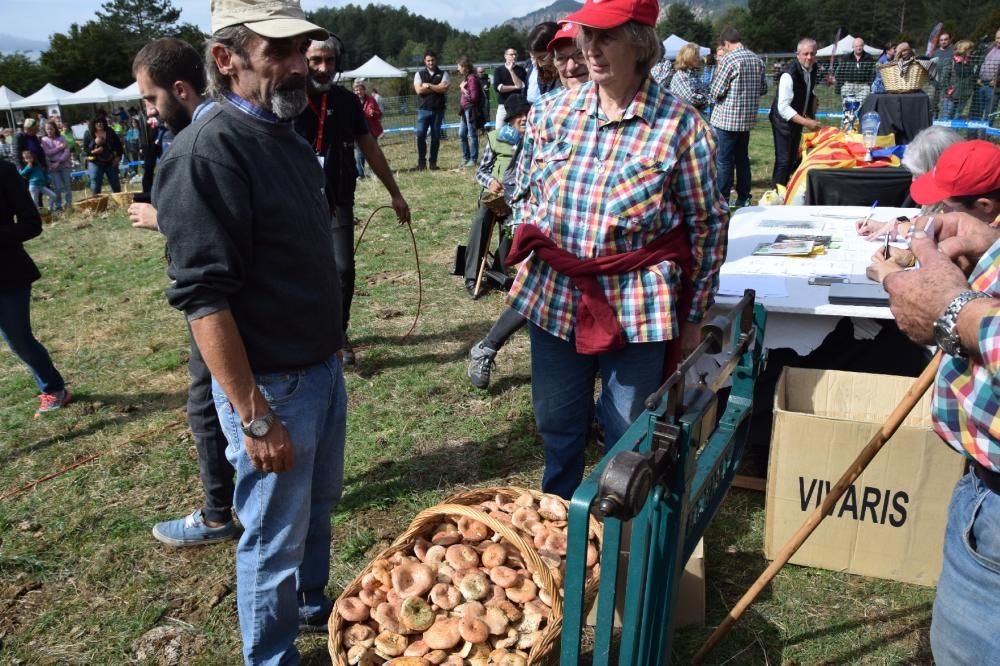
{"left": 241, "top": 411, "right": 275, "bottom": 438}
{"left": 933, "top": 291, "right": 992, "bottom": 358}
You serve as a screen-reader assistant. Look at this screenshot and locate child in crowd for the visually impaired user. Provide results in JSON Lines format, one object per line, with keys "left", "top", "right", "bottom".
{"left": 18, "top": 150, "right": 54, "bottom": 211}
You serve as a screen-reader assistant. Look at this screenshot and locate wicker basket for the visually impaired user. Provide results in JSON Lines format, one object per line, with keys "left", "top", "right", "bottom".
{"left": 442, "top": 486, "right": 603, "bottom": 610}
{"left": 877, "top": 61, "right": 929, "bottom": 93}
{"left": 108, "top": 191, "right": 134, "bottom": 209}
{"left": 74, "top": 195, "right": 109, "bottom": 213}
{"left": 329, "top": 492, "right": 597, "bottom": 665}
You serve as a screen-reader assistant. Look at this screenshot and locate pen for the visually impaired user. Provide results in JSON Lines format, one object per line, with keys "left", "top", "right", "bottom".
{"left": 883, "top": 219, "right": 894, "bottom": 259}
{"left": 860, "top": 199, "right": 879, "bottom": 236}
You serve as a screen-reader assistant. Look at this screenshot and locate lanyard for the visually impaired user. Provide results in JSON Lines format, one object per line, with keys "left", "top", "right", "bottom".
{"left": 307, "top": 94, "right": 328, "bottom": 154}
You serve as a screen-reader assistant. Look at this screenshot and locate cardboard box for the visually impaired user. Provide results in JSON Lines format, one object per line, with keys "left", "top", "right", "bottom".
{"left": 765, "top": 368, "right": 965, "bottom": 586}
{"left": 586, "top": 537, "right": 704, "bottom": 629}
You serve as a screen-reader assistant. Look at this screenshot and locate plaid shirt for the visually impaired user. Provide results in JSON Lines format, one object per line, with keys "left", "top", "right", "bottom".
{"left": 224, "top": 91, "right": 281, "bottom": 123}
{"left": 933, "top": 238, "right": 1000, "bottom": 473}
{"left": 506, "top": 79, "right": 728, "bottom": 343}
{"left": 709, "top": 46, "right": 767, "bottom": 132}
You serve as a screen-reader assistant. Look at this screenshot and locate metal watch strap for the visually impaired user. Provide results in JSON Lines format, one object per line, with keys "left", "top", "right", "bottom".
{"left": 241, "top": 411, "right": 274, "bottom": 438}
{"left": 934, "top": 291, "right": 992, "bottom": 357}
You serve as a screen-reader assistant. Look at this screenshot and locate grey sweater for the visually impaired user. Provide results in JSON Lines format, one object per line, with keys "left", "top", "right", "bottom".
{"left": 153, "top": 101, "right": 343, "bottom": 373}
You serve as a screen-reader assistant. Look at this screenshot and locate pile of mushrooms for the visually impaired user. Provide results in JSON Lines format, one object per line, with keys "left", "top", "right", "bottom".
{"left": 336, "top": 492, "right": 601, "bottom": 666}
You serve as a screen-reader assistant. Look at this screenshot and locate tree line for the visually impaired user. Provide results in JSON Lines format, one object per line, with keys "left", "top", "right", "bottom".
{"left": 2, "top": 0, "right": 999, "bottom": 98}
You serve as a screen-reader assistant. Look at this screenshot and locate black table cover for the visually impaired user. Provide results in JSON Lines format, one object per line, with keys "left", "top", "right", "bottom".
{"left": 859, "top": 92, "right": 933, "bottom": 145}
{"left": 806, "top": 166, "right": 914, "bottom": 207}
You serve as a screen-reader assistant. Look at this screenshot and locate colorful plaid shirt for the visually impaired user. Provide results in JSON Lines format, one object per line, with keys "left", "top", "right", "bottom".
{"left": 709, "top": 46, "right": 767, "bottom": 132}
{"left": 506, "top": 79, "right": 728, "bottom": 343}
{"left": 933, "top": 238, "right": 1000, "bottom": 473}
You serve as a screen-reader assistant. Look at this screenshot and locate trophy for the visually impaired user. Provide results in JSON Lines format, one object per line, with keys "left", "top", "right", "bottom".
{"left": 861, "top": 112, "right": 881, "bottom": 162}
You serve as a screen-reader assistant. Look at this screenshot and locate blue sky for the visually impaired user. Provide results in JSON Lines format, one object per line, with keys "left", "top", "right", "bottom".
{"left": 0, "top": 0, "right": 567, "bottom": 47}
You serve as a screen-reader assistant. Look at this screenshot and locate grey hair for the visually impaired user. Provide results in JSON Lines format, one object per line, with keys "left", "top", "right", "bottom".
{"left": 310, "top": 36, "right": 341, "bottom": 56}
{"left": 901, "top": 126, "right": 962, "bottom": 177}
{"left": 797, "top": 38, "right": 818, "bottom": 53}
{"left": 205, "top": 25, "right": 256, "bottom": 100}
{"left": 578, "top": 21, "right": 661, "bottom": 77}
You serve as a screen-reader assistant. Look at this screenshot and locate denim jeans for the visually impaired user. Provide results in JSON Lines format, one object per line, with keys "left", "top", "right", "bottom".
{"left": 528, "top": 324, "right": 667, "bottom": 499}
{"left": 931, "top": 470, "right": 1000, "bottom": 665}
{"left": 714, "top": 128, "right": 751, "bottom": 203}
{"left": 354, "top": 146, "right": 366, "bottom": 178}
{"left": 415, "top": 108, "right": 444, "bottom": 164}
{"left": 0, "top": 286, "right": 65, "bottom": 394}
{"left": 48, "top": 168, "right": 72, "bottom": 210}
{"left": 459, "top": 108, "right": 479, "bottom": 163}
{"left": 188, "top": 336, "right": 235, "bottom": 525}
{"left": 88, "top": 161, "right": 121, "bottom": 195}
{"left": 212, "top": 354, "right": 347, "bottom": 665}
{"left": 27, "top": 185, "right": 56, "bottom": 210}
{"left": 973, "top": 84, "right": 998, "bottom": 122}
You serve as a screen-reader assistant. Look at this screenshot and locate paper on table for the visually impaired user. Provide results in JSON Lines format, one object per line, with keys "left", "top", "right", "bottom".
{"left": 718, "top": 274, "right": 788, "bottom": 297}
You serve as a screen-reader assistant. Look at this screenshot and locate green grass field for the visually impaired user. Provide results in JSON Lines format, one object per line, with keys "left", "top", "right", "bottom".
{"left": 0, "top": 126, "right": 936, "bottom": 665}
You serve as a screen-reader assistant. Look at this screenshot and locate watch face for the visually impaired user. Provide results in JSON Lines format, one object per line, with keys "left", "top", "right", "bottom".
{"left": 248, "top": 418, "right": 270, "bottom": 438}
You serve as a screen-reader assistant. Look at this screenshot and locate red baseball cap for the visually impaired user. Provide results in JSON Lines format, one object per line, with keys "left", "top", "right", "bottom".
{"left": 547, "top": 22, "right": 579, "bottom": 51}
{"left": 910, "top": 140, "right": 1000, "bottom": 204}
{"left": 561, "top": 0, "right": 660, "bottom": 29}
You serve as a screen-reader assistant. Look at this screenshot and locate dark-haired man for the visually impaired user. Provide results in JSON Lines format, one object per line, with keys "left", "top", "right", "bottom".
{"left": 710, "top": 27, "right": 767, "bottom": 207}
{"left": 413, "top": 50, "right": 449, "bottom": 170}
{"left": 129, "top": 37, "right": 237, "bottom": 549}
{"left": 295, "top": 36, "right": 410, "bottom": 365}
{"left": 153, "top": 0, "right": 347, "bottom": 661}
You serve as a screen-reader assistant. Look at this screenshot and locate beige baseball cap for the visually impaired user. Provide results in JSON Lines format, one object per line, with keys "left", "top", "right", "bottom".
{"left": 211, "top": 0, "right": 329, "bottom": 40}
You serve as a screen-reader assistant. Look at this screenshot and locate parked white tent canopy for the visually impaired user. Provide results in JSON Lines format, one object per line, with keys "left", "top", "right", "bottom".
{"left": 61, "top": 78, "right": 124, "bottom": 105}
{"left": 11, "top": 83, "right": 73, "bottom": 109}
{"left": 816, "top": 35, "right": 882, "bottom": 57}
{"left": 112, "top": 81, "right": 141, "bottom": 102}
{"left": 661, "top": 34, "right": 710, "bottom": 60}
{"left": 0, "top": 86, "right": 24, "bottom": 128}
{"left": 342, "top": 55, "right": 407, "bottom": 79}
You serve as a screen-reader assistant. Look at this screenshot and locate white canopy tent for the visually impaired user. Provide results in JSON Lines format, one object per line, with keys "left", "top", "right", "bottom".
{"left": 661, "top": 34, "right": 710, "bottom": 60}
{"left": 0, "top": 86, "right": 24, "bottom": 128}
{"left": 112, "top": 81, "right": 141, "bottom": 102}
{"left": 342, "top": 55, "right": 407, "bottom": 79}
{"left": 817, "top": 35, "right": 883, "bottom": 57}
{"left": 61, "top": 78, "right": 124, "bottom": 105}
{"left": 11, "top": 83, "right": 73, "bottom": 110}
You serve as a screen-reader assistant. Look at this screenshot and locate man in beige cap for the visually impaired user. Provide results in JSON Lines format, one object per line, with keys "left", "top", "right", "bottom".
{"left": 152, "top": 2, "right": 347, "bottom": 663}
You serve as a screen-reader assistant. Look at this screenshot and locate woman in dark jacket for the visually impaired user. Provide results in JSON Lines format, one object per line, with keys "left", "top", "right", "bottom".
{"left": 83, "top": 115, "right": 123, "bottom": 194}
{"left": 0, "top": 161, "right": 70, "bottom": 414}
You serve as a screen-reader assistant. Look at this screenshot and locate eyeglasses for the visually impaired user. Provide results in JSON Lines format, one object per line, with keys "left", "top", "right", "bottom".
{"left": 554, "top": 50, "right": 584, "bottom": 64}
{"left": 505, "top": 51, "right": 517, "bottom": 57}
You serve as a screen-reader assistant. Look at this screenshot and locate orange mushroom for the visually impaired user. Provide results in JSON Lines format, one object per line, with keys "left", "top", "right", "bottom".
{"left": 391, "top": 561, "right": 435, "bottom": 600}
{"left": 338, "top": 596, "right": 371, "bottom": 622}
{"left": 423, "top": 617, "right": 462, "bottom": 651}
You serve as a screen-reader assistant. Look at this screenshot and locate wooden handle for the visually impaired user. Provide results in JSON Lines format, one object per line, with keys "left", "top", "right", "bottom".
{"left": 693, "top": 352, "right": 943, "bottom": 664}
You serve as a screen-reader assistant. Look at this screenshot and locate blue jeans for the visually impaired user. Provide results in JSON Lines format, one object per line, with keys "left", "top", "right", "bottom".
{"left": 973, "top": 84, "right": 998, "bottom": 122}
{"left": 87, "top": 161, "right": 121, "bottom": 195}
{"left": 459, "top": 108, "right": 479, "bottom": 163}
{"left": 354, "top": 146, "right": 366, "bottom": 178}
{"left": 714, "top": 128, "right": 751, "bottom": 203}
{"left": 931, "top": 470, "right": 1000, "bottom": 665}
{"left": 528, "top": 323, "right": 667, "bottom": 499}
{"left": 415, "top": 108, "right": 444, "bottom": 164}
{"left": 0, "top": 286, "right": 65, "bottom": 395}
{"left": 212, "top": 354, "right": 347, "bottom": 665}
{"left": 48, "top": 168, "right": 72, "bottom": 210}
{"left": 28, "top": 184, "right": 56, "bottom": 210}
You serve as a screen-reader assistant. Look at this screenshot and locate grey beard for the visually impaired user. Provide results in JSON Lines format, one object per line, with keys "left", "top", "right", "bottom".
{"left": 309, "top": 77, "right": 334, "bottom": 93}
{"left": 271, "top": 88, "right": 308, "bottom": 119}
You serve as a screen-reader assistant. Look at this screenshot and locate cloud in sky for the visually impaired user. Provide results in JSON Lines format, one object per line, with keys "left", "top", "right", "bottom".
{"left": 1, "top": 1, "right": 563, "bottom": 46}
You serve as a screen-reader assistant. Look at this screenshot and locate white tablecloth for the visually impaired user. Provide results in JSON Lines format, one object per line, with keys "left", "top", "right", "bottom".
{"left": 714, "top": 204, "right": 918, "bottom": 355}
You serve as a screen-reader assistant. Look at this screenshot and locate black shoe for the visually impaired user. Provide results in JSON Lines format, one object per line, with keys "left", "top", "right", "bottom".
{"left": 416, "top": 161, "right": 427, "bottom": 171}
{"left": 429, "top": 162, "right": 440, "bottom": 171}
{"left": 465, "top": 279, "right": 479, "bottom": 299}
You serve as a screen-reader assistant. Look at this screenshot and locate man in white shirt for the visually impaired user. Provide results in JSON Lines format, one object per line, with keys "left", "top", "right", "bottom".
{"left": 768, "top": 38, "right": 821, "bottom": 188}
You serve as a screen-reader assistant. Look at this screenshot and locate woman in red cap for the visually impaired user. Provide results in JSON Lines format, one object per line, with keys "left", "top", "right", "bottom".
{"left": 504, "top": 0, "right": 728, "bottom": 498}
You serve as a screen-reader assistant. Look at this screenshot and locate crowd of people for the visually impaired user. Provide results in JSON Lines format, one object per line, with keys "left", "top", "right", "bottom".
{"left": 2, "top": 0, "right": 1000, "bottom": 663}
